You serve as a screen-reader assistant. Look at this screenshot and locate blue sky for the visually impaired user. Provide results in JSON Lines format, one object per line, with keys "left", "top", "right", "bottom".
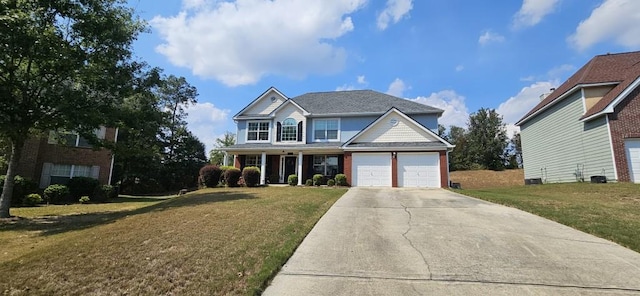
{"left": 126, "top": 0, "right": 640, "bottom": 153}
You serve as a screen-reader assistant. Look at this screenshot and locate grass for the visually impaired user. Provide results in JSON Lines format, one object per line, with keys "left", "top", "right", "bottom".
{"left": 455, "top": 182, "right": 640, "bottom": 252}
{"left": 449, "top": 169, "right": 524, "bottom": 189}
{"left": 0, "top": 187, "right": 347, "bottom": 295}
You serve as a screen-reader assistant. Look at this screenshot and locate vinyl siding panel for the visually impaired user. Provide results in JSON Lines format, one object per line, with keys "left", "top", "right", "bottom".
{"left": 243, "top": 91, "right": 286, "bottom": 115}
{"left": 237, "top": 121, "right": 247, "bottom": 144}
{"left": 408, "top": 114, "right": 438, "bottom": 131}
{"left": 338, "top": 116, "right": 378, "bottom": 143}
{"left": 355, "top": 115, "right": 438, "bottom": 143}
{"left": 520, "top": 91, "right": 615, "bottom": 183}
{"left": 273, "top": 104, "right": 306, "bottom": 144}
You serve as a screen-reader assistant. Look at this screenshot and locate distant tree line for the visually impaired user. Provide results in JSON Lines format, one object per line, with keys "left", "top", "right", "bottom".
{"left": 439, "top": 108, "right": 522, "bottom": 171}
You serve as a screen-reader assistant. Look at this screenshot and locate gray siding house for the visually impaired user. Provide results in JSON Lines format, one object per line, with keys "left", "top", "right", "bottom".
{"left": 516, "top": 51, "right": 640, "bottom": 183}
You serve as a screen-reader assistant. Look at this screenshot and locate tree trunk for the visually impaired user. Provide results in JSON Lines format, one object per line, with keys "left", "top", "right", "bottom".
{"left": 0, "top": 139, "right": 24, "bottom": 218}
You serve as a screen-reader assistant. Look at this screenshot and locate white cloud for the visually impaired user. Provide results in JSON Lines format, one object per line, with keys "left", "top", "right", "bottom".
{"left": 336, "top": 84, "right": 356, "bottom": 91}
{"left": 377, "top": 0, "right": 413, "bottom": 30}
{"left": 185, "top": 102, "right": 231, "bottom": 153}
{"left": 478, "top": 30, "right": 505, "bottom": 46}
{"left": 152, "top": 0, "right": 367, "bottom": 87}
{"left": 455, "top": 65, "right": 464, "bottom": 72}
{"left": 496, "top": 81, "right": 558, "bottom": 136}
{"left": 386, "top": 78, "right": 408, "bottom": 97}
{"left": 512, "top": 0, "right": 560, "bottom": 29}
{"left": 568, "top": 0, "right": 640, "bottom": 51}
{"left": 411, "top": 90, "right": 469, "bottom": 128}
{"left": 336, "top": 75, "right": 368, "bottom": 91}
{"left": 357, "top": 75, "right": 367, "bottom": 85}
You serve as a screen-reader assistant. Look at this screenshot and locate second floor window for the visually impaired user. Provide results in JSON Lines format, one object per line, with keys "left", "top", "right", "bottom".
{"left": 314, "top": 119, "right": 339, "bottom": 141}
{"left": 281, "top": 118, "right": 297, "bottom": 141}
{"left": 48, "top": 127, "right": 106, "bottom": 148}
{"left": 247, "top": 121, "right": 270, "bottom": 141}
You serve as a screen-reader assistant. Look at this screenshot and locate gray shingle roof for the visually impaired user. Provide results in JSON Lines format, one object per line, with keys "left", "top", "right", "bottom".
{"left": 224, "top": 142, "right": 342, "bottom": 150}
{"left": 291, "top": 90, "right": 442, "bottom": 115}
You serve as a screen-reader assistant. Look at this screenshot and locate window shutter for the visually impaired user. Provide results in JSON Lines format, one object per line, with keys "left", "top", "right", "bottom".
{"left": 40, "top": 163, "right": 53, "bottom": 188}
{"left": 276, "top": 122, "right": 282, "bottom": 142}
{"left": 90, "top": 166, "right": 100, "bottom": 180}
{"left": 297, "top": 122, "right": 303, "bottom": 142}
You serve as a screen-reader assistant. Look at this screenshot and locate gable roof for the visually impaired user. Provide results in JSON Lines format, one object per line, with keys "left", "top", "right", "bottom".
{"left": 291, "top": 90, "right": 443, "bottom": 116}
{"left": 233, "top": 86, "right": 288, "bottom": 118}
{"left": 516, "top": 51, "right": 640, "bottom": 125}
{"left": 342, "top": 107, "right": 454, "bottom": 150}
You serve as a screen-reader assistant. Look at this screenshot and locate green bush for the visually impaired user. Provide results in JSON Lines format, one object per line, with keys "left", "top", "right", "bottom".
{"left": 242, "top": 167, "right": 261, "bottom": 187}
{"left": 23, "top": 193, "right": 43, "bottom": 206}
{"left": 1, "top": 175, "right": 38, "bottom": 206}
{"left": 334, "top": 174, "right": 347, "bottom": 186}
{"left": 224, "top": 168, "right": 242, "bottom": 187}
{"left": 79, "top": 196, "right": 90, "bottom": 204}
{"left": 313, "top": 174, "right": 324, "bottom": 186}
{"left": 305, "top": 179, "right": 313, "bottom": 186}
{"left": 327, "top": 179, "right": 335, "bottom": 186}
{"left": 199, "top": 165, "right": 222, "bottom": 188}
{"left": 67, "top": 177, "right": 100, "bottom": 200}
{"left": 101, "top": 185, "right": 118, "bottom": 199}
{"left": 44, "top": 184, "right": 70, "bottom": 204}
{"left": 287, "top": 174, "right": 298, "bottom": 186}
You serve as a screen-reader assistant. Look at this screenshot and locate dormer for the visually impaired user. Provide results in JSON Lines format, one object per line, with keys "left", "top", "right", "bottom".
{"left": 582, "top": 84, "right": 616, "bottom": 113}
{"left": 233, "top": 87, "right": 288, "bottom": 119}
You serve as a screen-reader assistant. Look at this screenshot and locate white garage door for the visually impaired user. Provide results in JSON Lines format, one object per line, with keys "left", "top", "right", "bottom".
{"left": 352, "top": 153, "right": 391, "bottom": 187}
{"left": 626, "top": 139, "right": 640, "bottom": 183}
{"left": 397, "top": 153, "right": 440, "bottom": 188}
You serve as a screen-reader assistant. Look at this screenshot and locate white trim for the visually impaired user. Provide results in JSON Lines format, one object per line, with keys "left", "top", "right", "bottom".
{"left": 279, "top": 155, "right": 298, "bottom": 183}
{"left": 517, "top": 82, "right": 619, "bottom": 126}
{"left": 342, "top": 146, "right": 447, "bottom": 152}
{"left": 605, "top": 116, "right": 619, "bottom": 181}
{"left": 246, "top": 120, "right": 271, "bottom": 143}
{"left": 342, "top": 108, "right": 454, "bottom": 148}
{"left": 581, "top": 76, "right": 640, "bottom": 122}
{"left": 581, "top": 88, "right": 587, "bottom": 114}
{"left": 108, "top": 127, "right": 119, "bottom": 185}
{"left": 308, "top": 111, "right": 442, "bottom": 118}
{"left": 269, "top": 99, "right": 310, "bottom": 117}
{"left": 280, "top": 118, "right": 298, "bottom": 142}
{"left": 260, "top": 152, "right": 267, "bottom": 185}
{"left": 312, "top": 118, "right": 341, "bottom": 142}
{"left": 233, "top": 87, "right": 288, "bottom": 119}
{"left": 297, "top": 151, "right": 303, "bottom": 186}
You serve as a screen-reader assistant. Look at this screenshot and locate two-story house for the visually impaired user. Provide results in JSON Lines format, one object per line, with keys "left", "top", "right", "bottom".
{"left": 15, "top": 127, "right": 118, "bottom": 188}
{"left": 223, "top": 87, "right": 454, "bottom": 187}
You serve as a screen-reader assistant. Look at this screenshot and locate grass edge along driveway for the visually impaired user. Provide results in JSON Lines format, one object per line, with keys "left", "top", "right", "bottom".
{"left": 0, "top": 187, "right": 347, "bottom": 295}
{"left": 454, "top": 182, "right": 640, "bottom": 253}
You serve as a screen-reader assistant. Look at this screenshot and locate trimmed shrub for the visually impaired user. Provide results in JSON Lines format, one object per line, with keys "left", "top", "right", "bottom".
{"left": 199, "top": 165, "right": 222, "bottom": 188}
{"left": 1, "top": 175, "right": 39, "bottom": 206}
{"left": 79, "top": 196, "right": 90, "bottom": 204}
{"left": 68, "top": 177, "right": 100, "bottom": 200}
{"left": 242, "top": 167, "right": 261, "bottom": 187}
{"left": 327, "top": 179, "right": 335, "bottom": 187}
{"left": 313, "top": 174, "right": 324, "bottom": 186}
{"left": 334, "top": 174, "right": 347, "bottom": 186}
{"left": 23, "top": 193, "right": 43, "bottom": 206}
{"left": 224, "top": 168, "right": 242, "bottom": 187}
{"left": 219, "top": 166, "right": 236, "bottom": 185}
{"left": 287, "top": 174, "right": 298, "bottom": 186}
{"left": 101, "top": 185, "right": 118, "bottom": 199}
{"left": 305, "top": 179, "right": 313, "bottom": 186}
{"left": 44, "top": 184, "right": 70, "bottom": 204}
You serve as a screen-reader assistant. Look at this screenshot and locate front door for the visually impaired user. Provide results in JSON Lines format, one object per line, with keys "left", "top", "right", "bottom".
{"left": 280, "top": 156, "right": 297, "bottom": 183}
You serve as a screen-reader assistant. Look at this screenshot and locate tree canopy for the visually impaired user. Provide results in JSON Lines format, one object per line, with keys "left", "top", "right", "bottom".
{"left": 209, "top": 132, "right": 236, "bottom": 166}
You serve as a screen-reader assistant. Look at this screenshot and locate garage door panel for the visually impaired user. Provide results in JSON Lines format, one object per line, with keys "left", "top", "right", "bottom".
{"left": 352, "top": 154, "right": 391, "bottom": 187}
{"left": 398, "top": 153, "right": 440, "bottom": 188}
{"left": 626, "top": 139, "right": 640, "bottom": 183}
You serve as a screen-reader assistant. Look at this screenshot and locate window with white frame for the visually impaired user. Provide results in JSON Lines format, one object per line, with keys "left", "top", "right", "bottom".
{"left": 245, "top": 155, "right": 262, "bottom": 167}
{"left": 49, "top": 164, "right": 93, "bottom": 185}
{"left": 281, "top": 118, "right": 297, "bottom": 141}
{"left": 313, "top": 155, "right": 339, "bottom": 177}
{"left": 48, "top": 127, "right": 106, "bottom": 148}
{"left": 314, "top": 119, "right": 339, "bottom": 141}
{"left": 247, "top": 121, "right": 270, "bottom": 141}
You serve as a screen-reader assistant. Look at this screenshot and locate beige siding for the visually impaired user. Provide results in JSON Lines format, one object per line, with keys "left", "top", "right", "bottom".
{"left": 355, "top": 114, "right": 438, "bottom": 143}
{"left": 273, "top": 103, "right": 306, "bottom": 144}
{"left": 244, "top": 90, "right": 287, "bottom": 115}
{"left": 520, "top": 90, "right": 615, "bottom": 183}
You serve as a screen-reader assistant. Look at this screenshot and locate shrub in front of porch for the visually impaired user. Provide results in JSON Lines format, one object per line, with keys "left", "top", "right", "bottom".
{"left": 224, "top": 168, "right": 241, "bottom": 187}
{"left": 327, "top": 179, "right": 335, "bottom": 187}
{"left": 199, "top": 165, "right": 222, "bottom": 188}
{"left": 287, "top": 174, "right": 298, "bottom": 186}
{"left": 305, "top": 179, "right": 313, "bottom": 186}
{"left": 219, "top": 166, "right": 235, "bottom": 185}
{"left": 334, "top": 174, "right": 347, "bottom": 186}
{"left": 242, "top": 167, "right": 261, "bottom": 187}
{"left": 313, "top": 174, "right": 325, "bottom": 186}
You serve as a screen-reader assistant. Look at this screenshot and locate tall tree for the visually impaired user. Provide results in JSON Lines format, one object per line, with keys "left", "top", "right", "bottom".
{"left": 158, "top": 75, "right": 198, "bottom": 162}
{"left": 209, "top": 132, "right": 236, "bottom": 166}
{"left": 447, "top": 125, "right": 473, "bottom": 171}
{"left": 0, "top": 0, "right": 144, "bottom": 217}
{"left": 466, "top": 108, "right": 508, "bottom": 171}
{"left": 504, "top": 132, "right": 522, "bottom": 169}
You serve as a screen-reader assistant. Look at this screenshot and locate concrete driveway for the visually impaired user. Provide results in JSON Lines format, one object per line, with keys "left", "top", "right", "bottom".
{"left": 263, "top": 188, "right": 640, "bottom": 295}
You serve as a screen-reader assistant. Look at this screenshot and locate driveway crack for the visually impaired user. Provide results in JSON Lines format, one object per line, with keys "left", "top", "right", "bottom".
{"left": 398, "top": 200, "right": 433, "bottom": 280}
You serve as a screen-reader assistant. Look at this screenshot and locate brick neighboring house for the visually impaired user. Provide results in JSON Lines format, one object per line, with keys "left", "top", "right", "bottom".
{"left": 15, "top": 127, "right": 117, "bottom": 188}
{"left": 516, "top": 51, "right": 640, "bottom": 183}
{"left": 222, "top": 87, "right": 454, "bottom": 188}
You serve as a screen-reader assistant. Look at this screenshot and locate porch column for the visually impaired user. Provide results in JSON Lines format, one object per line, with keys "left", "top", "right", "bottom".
{"left": 222, "top": 152, "right": 229, "bottom": 166}
{"left": 260, "top": 152, "right": 267, "bottom": 185}
{"left": 297, "top": 151, "right": 303, "bottom": 186}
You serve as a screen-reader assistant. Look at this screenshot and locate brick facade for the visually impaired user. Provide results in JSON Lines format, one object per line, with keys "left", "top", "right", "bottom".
{"left": 608, "top": 86, "right": 640, "bottom": 182}
{"left": 439, "top": 151, "right": 449, "bottom": 188}
{"left": 15, "top": 128, "right": 116, "bottom": 187}
{"left": 343, "top": 152, "right": 352, "bottom": 186}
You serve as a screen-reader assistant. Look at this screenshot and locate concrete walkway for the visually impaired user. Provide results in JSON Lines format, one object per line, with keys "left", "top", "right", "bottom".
{"left": 263, "top": 188, "right": 640, "bottom": 295}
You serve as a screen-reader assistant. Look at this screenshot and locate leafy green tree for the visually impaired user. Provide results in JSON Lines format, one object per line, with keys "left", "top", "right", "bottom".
{"left": 158, "top": 75, "right": 198, "bottom": 162}
{"left": 447, "top": 126, "right": 473, "bottom": 171}
{"left": 0, "top": 0, "right": 144, "bottom": 217}
{"left": 505, "top": 132, "right": 522, "bottom": 169}
{"left": 466, "top": 108, "right": 508, "bottom": 171}
{"left": 209, "top": 132, "right": 236, "bottom": 165}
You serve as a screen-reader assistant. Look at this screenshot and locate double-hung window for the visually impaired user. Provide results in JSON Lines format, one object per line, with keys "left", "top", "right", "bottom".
{"left": 49, "top": 164, "right": 93, "bottom": 185}
{"left": 48, "top": 127, "right": 106, "bottom": 148}
{"left": 313, "top": 155, "right": 339, "bottom": 177}
{"left": 247, "top": 121, "right": 270, "bottom": 142}
{"left": 281, "top": 118, "right": 297, "bottom": 141}
{"left": 314, "top": 119, "right": 339, "bottom": 141}
{"left": 245, "top": 155, "right": 262, "bottom": 167}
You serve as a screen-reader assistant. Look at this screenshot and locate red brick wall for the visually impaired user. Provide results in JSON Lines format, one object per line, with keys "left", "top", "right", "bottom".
{"left": 608, "top": 86, "right": 640, "bottom": 182}
{"left": 343, "top": 152, "right": 352, "bottom": 186}
{"left": 391, "top": 153, "right": 398, "bottom": 187}
{"left": 439, "top": 151, "right": 449, "bottom": 188}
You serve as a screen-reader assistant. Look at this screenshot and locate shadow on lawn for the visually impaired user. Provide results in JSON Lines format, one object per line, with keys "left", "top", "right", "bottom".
{"left": 0, "top": 190, "right": 256, "bottom": 236}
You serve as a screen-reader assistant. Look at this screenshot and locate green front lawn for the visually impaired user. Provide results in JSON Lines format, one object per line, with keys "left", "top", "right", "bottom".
{"left": 455, "top": 182, "right": 640, "bottom": 252}
{"left": 0, "top": 187, "right": 347, "bottom": 295}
